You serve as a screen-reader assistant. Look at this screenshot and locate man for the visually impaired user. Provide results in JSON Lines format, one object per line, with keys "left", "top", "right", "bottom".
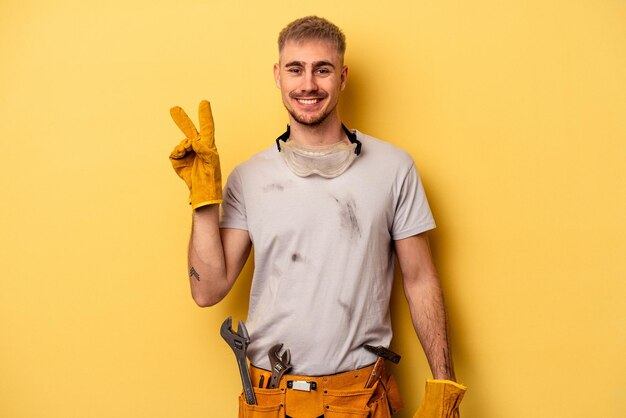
{"left": 169, "top": 16, "right": 466, "bottom": 417}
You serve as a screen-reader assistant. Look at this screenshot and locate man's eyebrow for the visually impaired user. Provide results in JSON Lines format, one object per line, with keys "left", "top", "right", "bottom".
{"left": 283, "top": 60, "right": 336, "bottom": 68}
{"left": 313, "top": 61, "right": 336, "bottom": 69}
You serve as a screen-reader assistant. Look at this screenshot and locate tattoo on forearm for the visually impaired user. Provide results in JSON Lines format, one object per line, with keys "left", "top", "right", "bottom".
{"left": 189, "top": 267, "right": 200, "bottom": 281}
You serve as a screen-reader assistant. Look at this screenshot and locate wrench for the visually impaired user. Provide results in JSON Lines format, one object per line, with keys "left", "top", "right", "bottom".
{"left": 267, "top": 343, "right": 292, "bottom": 388}
{"left": 220, "top": 316, "right": 256, "bottom": 405}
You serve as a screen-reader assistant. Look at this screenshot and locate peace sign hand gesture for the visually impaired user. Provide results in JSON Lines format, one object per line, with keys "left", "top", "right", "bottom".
{"left": 169, "top": 100, "right": 222, "bottom": 209}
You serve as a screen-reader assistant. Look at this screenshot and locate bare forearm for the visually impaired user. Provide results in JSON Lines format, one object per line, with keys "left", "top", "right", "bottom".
{"left": 186, "top": 205, "right": 252, "bottom": 306}
{"left": 187, "top": 205, "right": 246, "bottom": 307}
{"left": 404, "top": 274, "right": 456, "bottom": 381}
{"left": 395, "top": 233, "right": 457, "bottom": 380}
{"left": 187, "top": 205, "right": 228, "bottom": 306}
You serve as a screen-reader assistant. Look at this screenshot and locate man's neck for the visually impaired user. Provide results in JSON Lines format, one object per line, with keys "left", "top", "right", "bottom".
{"left": 288, "top": 113, "right": 348, "bottom": 146}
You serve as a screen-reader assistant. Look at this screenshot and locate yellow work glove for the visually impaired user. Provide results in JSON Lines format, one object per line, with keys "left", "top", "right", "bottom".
{"left": 413, "top": 379, "right": 467, "bottom": 418}
{"left": 169, "top": 100, "right": 222, "bottom": 209}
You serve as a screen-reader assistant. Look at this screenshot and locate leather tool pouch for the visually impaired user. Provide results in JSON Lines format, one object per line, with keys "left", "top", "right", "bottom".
{"left": 238, "top": 373, "right": 403, "bottom": 417}
{"left": 238, "top": 387, "right": 286, "bottom": 418}
{"left": 323, "top": 374, "right": 403, "bottom": 417}
{"left": 383, "top": 375, "right": 403, "bottom": 415}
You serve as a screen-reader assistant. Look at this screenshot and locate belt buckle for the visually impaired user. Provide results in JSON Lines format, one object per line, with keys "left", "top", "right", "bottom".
{"left": 287, "top": 380, "right": 317, "bottom": 391}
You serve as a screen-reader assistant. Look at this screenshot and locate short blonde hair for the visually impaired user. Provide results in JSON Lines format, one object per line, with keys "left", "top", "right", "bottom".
{"left": 278, "top": 16, "right": 346, "bottom": 59}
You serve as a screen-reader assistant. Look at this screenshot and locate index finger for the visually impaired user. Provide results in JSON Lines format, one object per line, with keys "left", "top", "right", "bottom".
{"left": 170, "top": 106, "right": 199, "bottom": 139}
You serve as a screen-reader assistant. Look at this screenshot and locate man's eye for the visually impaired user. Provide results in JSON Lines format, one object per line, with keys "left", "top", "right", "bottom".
{"left": 288, "top": 68, "right": 301, "bottom": 74}
{"left": 316, "top": 68, "right": 331, "bottom": 75}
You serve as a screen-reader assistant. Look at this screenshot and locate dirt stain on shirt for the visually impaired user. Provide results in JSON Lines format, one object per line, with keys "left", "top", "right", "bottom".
{"left": 332, "top": 196, "right": 362, "bottom": 239}
{"left": 262, "top": 183, "right": 285, "bottom": 192}
{"left": 291, "top": 253, "right": 302, "bottom": 263}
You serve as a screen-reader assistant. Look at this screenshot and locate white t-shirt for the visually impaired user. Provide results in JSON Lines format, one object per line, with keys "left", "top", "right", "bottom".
{"left": 220, "top": 130, "right": 435, "bottom": 375}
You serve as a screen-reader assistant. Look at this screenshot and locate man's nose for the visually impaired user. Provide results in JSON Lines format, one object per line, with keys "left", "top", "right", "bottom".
{"left": 300, "top": 72, "right": 318, "bottom": 92}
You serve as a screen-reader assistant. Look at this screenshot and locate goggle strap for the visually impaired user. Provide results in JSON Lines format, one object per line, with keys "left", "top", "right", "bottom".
{"left": 276, "top": 124, "right": 361, "bottom": 156}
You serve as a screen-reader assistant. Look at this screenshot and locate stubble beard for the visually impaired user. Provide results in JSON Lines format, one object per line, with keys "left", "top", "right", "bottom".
{"left": 285, "top": 101, "right": 337, "bottom": 127}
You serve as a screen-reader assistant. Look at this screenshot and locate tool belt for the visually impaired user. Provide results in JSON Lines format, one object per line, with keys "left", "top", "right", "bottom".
{"left": 239, "top": 363, "right": 403, "bottom": 418}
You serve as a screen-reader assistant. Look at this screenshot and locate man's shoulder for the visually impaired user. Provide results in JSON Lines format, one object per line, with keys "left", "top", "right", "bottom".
{"left": 356, "top": 130, "right": 415, "bottom": 166}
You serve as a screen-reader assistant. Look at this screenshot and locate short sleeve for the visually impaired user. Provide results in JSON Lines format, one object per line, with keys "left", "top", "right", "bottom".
{"left": 391, "top": 163, "right": 436, "bottom": 240}
{"left": 219, "top": 168, "right": 249, "bottom": 230}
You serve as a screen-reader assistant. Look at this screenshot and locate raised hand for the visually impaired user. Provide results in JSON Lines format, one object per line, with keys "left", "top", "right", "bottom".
{"left": 169, "top": 100, "right": 222, "bottom": 209}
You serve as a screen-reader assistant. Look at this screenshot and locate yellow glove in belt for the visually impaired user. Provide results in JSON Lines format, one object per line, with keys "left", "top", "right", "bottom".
{"left": 413, "top": 379, "right": 467, "bottom": 418}
{"left": 169, "top": 100, "right": 222, "bottom": 209}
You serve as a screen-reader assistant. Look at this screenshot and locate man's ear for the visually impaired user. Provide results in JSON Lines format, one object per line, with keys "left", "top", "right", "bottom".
{"left": 273, "top": 63, "right": 280, "bottom": 88}
{"left": 340, "top": 65, "right": 349, "bottom": 91}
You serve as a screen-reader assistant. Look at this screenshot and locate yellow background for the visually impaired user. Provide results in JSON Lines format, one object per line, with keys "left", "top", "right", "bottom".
{"left": 1, "top": 1, "right": 624, "bottom": 417}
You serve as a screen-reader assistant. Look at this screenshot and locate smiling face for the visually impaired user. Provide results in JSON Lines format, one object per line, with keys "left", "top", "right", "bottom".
{"left": 274, "top": 39, "right": 348, "bottom": 127}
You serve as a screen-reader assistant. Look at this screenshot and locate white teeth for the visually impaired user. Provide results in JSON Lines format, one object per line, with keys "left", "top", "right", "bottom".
{"left": 298, "top": 99, "right": 320, "bottom": 105}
